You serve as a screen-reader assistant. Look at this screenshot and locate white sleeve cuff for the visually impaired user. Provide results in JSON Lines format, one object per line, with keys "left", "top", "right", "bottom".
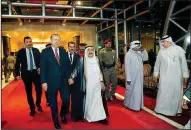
{"left": 183, "top": 72, "right": 189, "bottom": 78}
{"left": 153, "top": 72, "right": 159, "bottom": 77}
{"left": 183, "top": 95, "right": 190, "bottom": 102}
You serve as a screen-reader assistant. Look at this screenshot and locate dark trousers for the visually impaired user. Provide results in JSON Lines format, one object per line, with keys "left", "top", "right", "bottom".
{"left": 48, "top": 85, "right": 70, "bottom": 124}
{"left": 21, "top": 70, "right": 42, "bottom": 112}
{"left": 70, "top": 84, "right": 84, "bottom": 120}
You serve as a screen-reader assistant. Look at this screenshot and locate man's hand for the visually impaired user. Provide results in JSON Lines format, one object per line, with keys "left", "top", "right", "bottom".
{"left": 42, "top": 83, "right": 48, "bottom": 91}
{"left": 68, "top": 78, "right": 74, "bottom": 85}
{"left": 182, "top": 98, "right": 188, "bottom": 109}
{"left": 37, "top": 68, "right": 40, "bottom": 74}
{"left": 184, "top": 78, "right": 188, "bottom": 85}
{"left": 101, "top": 82, "right": 105, "bottom": 91}
{"left": 127, "top": 81, "right": 131, "bottom": 85}
{"left": 16, "top": 76, "right": 21, "bottom": 81}
{"left": 154, "top": 76, "right": 159, "bottom": 83}
{"left": 137, "top": 47, "right": 145, "bottom": 52}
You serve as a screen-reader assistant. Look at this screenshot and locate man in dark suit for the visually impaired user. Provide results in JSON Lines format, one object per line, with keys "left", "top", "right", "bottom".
{"left": 15, "top": 36, "right": 43, "bottom": 116}
{"left": 40, "top": 34, "right": 71, "bottom": 129}
{"left": 44, "top": 43, "right": 51, "bottom": 107}
{"left": 66, "top": 41, "right": 82, "bottom": 121}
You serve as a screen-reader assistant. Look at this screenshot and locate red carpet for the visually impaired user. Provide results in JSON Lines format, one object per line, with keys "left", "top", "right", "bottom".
{"left": 116, "top": 86, "right": 190, "bottom": 126}
{"left": 2, "top": 80, "right": 175, "bottom": 129}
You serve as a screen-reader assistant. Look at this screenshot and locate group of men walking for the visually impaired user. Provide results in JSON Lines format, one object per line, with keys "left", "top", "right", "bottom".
{"left": 124, "top": 35, "right": 190, "bottom": 129}
{"left": 12, "top": 33, "right": 190, "bottom": 129}
{"left": 14, "top": 34, "right": 118, "bottom": 129}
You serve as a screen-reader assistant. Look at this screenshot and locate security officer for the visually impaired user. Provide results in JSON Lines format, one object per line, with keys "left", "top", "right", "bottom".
{"left": 99, "top": 39, "right": 117, "bottom": 101}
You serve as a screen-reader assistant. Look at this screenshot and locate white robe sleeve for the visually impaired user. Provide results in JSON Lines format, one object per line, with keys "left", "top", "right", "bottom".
{"left": 153, "top": 51, "right": 161, "bottom": 77}
{"left": 125, "top": 52, "right": 131, "bottom": 81}
{"left": 178, "top": 48, "right": 189, "bottom": 78}
{"left": 141, "top": 49, "right": 148, "bottom": 61}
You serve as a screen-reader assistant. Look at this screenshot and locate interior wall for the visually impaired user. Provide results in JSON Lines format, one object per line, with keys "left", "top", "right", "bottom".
{"left": 2, "top": 22, "right": 96, "bottom": 51}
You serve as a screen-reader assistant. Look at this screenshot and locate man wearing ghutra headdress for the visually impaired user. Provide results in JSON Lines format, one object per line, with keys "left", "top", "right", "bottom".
{"left": 124, "top": 40, "right": 148, "bottom": 111}
{"left": 154, "top": 35, "right": 189, "bottom": 116}
{"left": 68, "top": 46, "right": 109, "bottom": 124}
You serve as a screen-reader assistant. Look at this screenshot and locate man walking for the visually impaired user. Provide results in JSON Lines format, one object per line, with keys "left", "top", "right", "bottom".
{"left": 154, "top": 35, "right": 189, "bottom": 116}
{"left": 15, "top": 36, "right": 43, "bottom": 116}
{"left": 99, "top": 39, "right": 117, "bottom": 101}
{"left": 124, "top": 40, "right": 148, "bottom": 111}
{"left": 40, "top": 34, "right": 71, "bottom": 129}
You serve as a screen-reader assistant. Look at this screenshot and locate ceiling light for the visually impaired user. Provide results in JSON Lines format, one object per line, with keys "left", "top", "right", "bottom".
{"left": 148, "top": 25, "right": 151, "bottom": 26}
{"left": 77, "top": 1, "right": 81, "bottom": 5}
{"left": 186, "top": 35, "right": 190, "bottom": 43}
{"left": 136, "top": 26, "right": 139, "bottom": 28}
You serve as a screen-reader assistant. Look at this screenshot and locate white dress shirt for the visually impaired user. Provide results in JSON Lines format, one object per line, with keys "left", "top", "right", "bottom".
{"left": 68, "top": 52, "right": 74, "bottom": 64}
{"left": 51, "top": 46, "right": 60, "bottom": 57}
{"left": 26, "top": 48, "right": 36, "bottom": 70}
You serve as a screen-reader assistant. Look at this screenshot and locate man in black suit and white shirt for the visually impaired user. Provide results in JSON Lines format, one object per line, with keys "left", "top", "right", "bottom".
{"left": 67, "top": 42, "right": 84, "bottom": 121}
{"left": 15, "top": 36, "right": 43, "bottom": 116}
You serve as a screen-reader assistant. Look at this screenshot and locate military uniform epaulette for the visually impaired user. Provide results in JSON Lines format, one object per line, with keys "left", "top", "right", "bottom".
{"left": 99, "top": 48, "right": 106, "bottom": 53}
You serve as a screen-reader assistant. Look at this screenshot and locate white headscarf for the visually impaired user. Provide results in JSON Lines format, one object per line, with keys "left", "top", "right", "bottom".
{"left": 84, "top": 46, "right": 97, "bottom": 66}
{"left": 159, "top": 35, "right": 175, "bottom": 48}
{"left": 130, "top": 40, "right": 141, "bottom": 49}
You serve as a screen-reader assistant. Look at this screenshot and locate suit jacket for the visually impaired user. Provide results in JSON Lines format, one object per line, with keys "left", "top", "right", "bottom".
{"left": 67, "top": 52, "right": 80, "bottom": 72}
{"left": 15, "top": 47, "right": 41, "bottom": 76}
{"left": 40, "top": 47, "right": 71, "bottom": 91}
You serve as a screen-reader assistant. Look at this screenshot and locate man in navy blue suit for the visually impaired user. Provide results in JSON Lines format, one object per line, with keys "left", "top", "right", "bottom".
{"left": 40, "top": 34, "right": 71, "bottom": 129}
{"left": 15, "top": 36, "right": 43, "bottom": 116}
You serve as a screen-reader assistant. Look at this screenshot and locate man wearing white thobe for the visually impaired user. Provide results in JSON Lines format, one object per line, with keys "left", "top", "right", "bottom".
{"left": 68, "top": 46, "right": 109, "bottom": 124}
{"left": 154, "top": 35, "right": 189, "bottom": 116}
{"left": 124, "top": 40, "right": 148, "bottom": 111}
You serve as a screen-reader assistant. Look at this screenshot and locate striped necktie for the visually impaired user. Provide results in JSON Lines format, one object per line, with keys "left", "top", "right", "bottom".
{"left": 29, "top": 49, "right": 33, "bottom": 71}
{"left": 55, "top": 48, "right": 60, "bottom": 65}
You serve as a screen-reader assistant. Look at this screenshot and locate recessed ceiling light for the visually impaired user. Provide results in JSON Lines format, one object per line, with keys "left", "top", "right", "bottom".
{"left": 77, "top": 1, "right": 81, "bottom": 5}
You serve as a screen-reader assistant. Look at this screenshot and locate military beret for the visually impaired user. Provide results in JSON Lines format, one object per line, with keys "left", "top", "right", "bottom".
{"left": 104, "top": 39, "right": 110, "bottom": 44}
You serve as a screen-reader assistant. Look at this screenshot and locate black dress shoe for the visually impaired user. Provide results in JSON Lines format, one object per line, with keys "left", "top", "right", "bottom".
{"left": 37, "top": 105, "right": 43, "bottom": 112}
{"left": 98, "top": 119, "right": 109, "bottom": 125}
{"left": 106, "top": 98, "right": 111, "bottom": 102}
{"left": 30, "top": 111, "right": 36, "bottom": 116}
{"left": 54, "top": 124, "right": 61, "bottom": 129}
{"left": 61, "top": 116, "right": 67, "bottom": 124}
{"left": 71, "top": 117, "right": 78, "bottom": 122}
{"left": 112, "top": 95, "right": 117, "bottom": 99}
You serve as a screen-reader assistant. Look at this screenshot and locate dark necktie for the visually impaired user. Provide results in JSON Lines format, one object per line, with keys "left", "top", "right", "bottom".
{"left": 69, "top": 53, "right": 73, "bottom": 64}
{"left": 29, "top": 49, "right": 33, "bottom": 70}
{"left": 55, "top": 48, "right": 60, "bottom": 65}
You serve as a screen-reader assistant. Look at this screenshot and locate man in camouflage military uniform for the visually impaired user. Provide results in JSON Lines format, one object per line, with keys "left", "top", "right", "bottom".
{"left": 99, "top": 39, "right": 117, "bottom": 101}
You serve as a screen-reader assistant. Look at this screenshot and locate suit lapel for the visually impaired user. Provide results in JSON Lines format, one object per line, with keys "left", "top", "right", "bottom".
{"left": 59, "top": 47, "right": 62, "bottom": 66}
{"left": 23, "top": 48, "right": 27, "bottom": 65}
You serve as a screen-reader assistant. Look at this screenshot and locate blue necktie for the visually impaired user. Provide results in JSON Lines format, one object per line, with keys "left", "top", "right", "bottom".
{"left": 29, "top": 49, "right": 33, "bottom": 71}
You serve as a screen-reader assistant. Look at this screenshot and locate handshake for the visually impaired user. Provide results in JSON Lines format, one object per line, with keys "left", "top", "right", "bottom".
{"left": 68, "top": 78, "right": 74, "bottom": 85}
